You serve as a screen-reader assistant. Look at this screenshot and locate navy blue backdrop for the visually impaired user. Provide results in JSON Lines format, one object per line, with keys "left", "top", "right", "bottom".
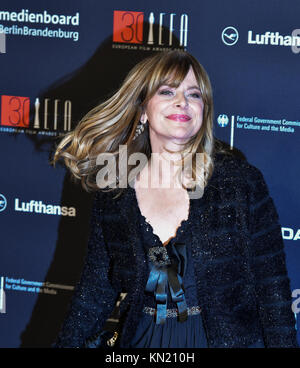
{"left": 0, "top": 0, "right": 299, "bottom": 347}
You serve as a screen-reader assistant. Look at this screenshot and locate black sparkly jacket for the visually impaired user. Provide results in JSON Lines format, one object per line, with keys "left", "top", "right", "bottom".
{"left": 54, "top": 153, "right": 298, "bottom": 348}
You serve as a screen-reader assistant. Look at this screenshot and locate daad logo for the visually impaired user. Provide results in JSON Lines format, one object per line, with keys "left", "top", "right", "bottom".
{"left": 222, "top": 26, "right": 239, "bottom": 46}
{"left": 217, "top": 114, "right": 229, "bottom": 127}
{"left": 282, "top": 227, "right": 300, "bottom": 241}
{"left": 0, "top": 194, "right": 7, "bottom": 212}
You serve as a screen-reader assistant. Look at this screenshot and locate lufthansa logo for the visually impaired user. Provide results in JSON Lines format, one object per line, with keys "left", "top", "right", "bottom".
{"left": 217, "top": 114, "right": 229, "bottom": 127}
{"left": 222, "top": 26, "right": 239, "bottom": 46}
{"left": 0, "top": 194, "right": 7, "bottom": 212}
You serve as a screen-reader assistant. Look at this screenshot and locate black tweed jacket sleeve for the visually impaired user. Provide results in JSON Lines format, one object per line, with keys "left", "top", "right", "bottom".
{"left": 53, "top": 192, "right": 120, "bottom": 348}
{"left": 246, "top": 163, "right": 297, "bottom": 347}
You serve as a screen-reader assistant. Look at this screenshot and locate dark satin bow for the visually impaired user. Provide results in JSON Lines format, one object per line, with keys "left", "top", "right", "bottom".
{"left": 145, "top": 242, "right": 188, "bottom": 324}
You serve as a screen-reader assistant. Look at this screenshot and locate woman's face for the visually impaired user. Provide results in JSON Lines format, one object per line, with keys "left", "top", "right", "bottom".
{"left": 142, "top": 67, "right": 204, "bottom": 150}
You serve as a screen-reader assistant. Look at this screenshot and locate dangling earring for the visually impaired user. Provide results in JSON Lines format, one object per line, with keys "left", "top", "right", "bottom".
{"left": 133, "top": 118, "right": 147, "bottom": 141}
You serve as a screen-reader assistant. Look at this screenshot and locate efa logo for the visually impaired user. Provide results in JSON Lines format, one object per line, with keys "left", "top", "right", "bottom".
{"left": 113, "top": 10, "right": 188, "bottom": 47}
{"left": 1, "top": 95, "right": 30, "bottom": 127}
{"left": 0, "top": 95, "right": 72, "bottom": 131}
{"left": 113, "top": 11, "right": 144, "bottom": 44}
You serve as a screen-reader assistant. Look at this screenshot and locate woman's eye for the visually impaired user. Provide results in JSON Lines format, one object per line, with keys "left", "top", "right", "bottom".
{"left": 158, "top": 89, "right": 174, "bottom": 96}
{"left": 189, "top": 93, "right": 202, "bottom": 99}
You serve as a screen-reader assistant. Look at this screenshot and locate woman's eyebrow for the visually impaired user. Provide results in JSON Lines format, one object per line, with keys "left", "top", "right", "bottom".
{"left": 158, "top": 84, "right": 201, "bottom": 91}
{"left": 186, "top": 85, "right": 201, "bottom": 91}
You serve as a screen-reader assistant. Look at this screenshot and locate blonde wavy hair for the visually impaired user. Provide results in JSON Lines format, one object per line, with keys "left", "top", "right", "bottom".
{"left": 53, "top": 50, "right": 215, "bottom": 197}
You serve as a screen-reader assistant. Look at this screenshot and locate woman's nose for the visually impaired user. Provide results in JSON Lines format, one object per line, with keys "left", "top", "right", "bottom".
{"left": 175, "top": 92, "right": 188, "bottom": 108}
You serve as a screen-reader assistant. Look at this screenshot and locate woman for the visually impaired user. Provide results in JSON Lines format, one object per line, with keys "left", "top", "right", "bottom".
{"left": 53, "top": 50, "right": 298, "bottom": 348}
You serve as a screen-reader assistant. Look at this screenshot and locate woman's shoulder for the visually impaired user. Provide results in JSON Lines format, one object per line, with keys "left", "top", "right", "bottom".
{"left": 92, "top": 186, "right": 133, "bottom": 214}
{"left": 211, "top": 150, "right": 271, "bottom": 208}
{"left": 212, "top": 149, "right": 267, "bottom": 190}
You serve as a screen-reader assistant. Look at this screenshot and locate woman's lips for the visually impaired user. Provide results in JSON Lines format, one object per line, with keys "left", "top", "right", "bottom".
{"left": 166, "top": 114, "right": 191, "bottom": 122}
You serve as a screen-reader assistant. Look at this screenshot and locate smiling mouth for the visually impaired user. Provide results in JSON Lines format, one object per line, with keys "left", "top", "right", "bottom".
{"left": 166, "top": 114, "right": 191, "bottom": 122}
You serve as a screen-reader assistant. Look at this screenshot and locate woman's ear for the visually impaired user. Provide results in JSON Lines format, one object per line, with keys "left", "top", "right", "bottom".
{"left": 140, "top": 111, "right": 148, "bottom": 124}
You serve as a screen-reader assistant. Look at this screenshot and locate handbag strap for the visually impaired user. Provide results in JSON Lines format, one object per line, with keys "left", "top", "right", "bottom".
{"left": 102, "top": 292, "right": 128, "bottom": 333}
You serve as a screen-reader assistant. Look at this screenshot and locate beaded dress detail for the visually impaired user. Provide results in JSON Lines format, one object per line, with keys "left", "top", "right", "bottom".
{"left": 129, "top": 187, "right": 208, "bottom": 348}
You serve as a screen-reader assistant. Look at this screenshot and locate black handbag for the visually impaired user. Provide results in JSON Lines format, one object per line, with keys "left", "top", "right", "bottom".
{"left": 83, "top": 292, "right": 127, "bottom": 348}
{"left": 83, "top": 330, "right": 119, "bottom": 349}
{"left": 83, "top": 324, "right": 120, "bottom": 348}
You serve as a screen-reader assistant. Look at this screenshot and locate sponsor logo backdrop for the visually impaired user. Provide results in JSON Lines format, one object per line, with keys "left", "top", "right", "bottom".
{"left": 0, "top": 0, "right": 299, "bottom": 347}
